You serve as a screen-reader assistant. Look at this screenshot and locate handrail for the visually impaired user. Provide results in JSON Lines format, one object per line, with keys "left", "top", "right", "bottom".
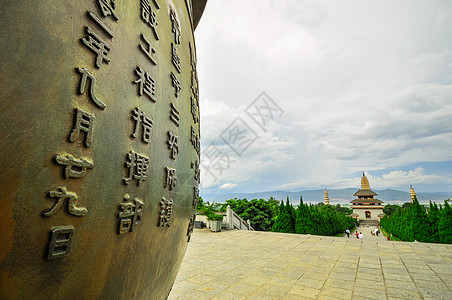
{"left": 228, "top": 206, "right": 254, "bottom": 231}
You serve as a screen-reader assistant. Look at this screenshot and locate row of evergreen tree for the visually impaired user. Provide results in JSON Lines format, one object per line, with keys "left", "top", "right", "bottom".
{"left": 271, "top": 197, "right": 358, "bottom": 236}
{"left": 380, "top": 197, "right": 452, "bottom": 244}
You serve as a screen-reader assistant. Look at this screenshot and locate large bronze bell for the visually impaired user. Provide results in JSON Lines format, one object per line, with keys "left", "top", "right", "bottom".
{"left": 0, "top": 1, "right": 206, "bottom": 298}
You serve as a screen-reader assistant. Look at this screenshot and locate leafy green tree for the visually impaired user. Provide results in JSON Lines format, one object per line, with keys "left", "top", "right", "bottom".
{"left": 402, "top": 202, "right": 413, "bottom": 209}
{"left": 222, "top": 197, "right": 279, "bottom": 231}
{"left": 272, "top": 200, "right": 294, "bottom": 233}
{"left": 286, "top": 197, "right": 296, "bottom": 232}
{"left": 383, "top": 204, "right": 399, "bottom": 216}
{"left": 438, "top": 200, "right": 452, "bottom": 244}
{"left": 428, "top": 201, "right": 441, "bottom": 243}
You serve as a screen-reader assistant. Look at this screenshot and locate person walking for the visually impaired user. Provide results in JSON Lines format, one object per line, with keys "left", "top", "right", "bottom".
{"left": 345, "top": 229, "right": 350, "bottom": 238}
{"left": 355, "top": 231, "right": 359, "bottom": 239}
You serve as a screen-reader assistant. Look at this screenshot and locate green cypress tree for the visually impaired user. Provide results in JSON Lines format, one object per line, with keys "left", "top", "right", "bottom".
{"left": 438, "top": 200, "right": 452, "bottom": 244}
{"left": 271, "top": 200, "right": 294, "bottom": 233}
{"left": 428, "top": 201, "right": 440, "bottom": 243}
{"left": 286, "top": 197, "right": 296, "bottom": 232}
{"left": 409, "top": 196, "right": 432, "bottom": 242}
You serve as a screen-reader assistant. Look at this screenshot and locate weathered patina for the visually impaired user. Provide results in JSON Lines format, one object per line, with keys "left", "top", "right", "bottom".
{"left": 0, "top": 0, "right": 206, "bottom": 298}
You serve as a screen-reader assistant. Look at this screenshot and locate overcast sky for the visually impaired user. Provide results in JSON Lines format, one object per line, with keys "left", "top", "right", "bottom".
{"left": 194, "top": 0, "right": 452, "bottom": 198}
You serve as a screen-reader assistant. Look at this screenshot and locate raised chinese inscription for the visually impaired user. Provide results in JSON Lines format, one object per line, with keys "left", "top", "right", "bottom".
{"left": 140, "top": 0, "right": 160, "bottom": 40}
{"left": 167, "top": 131, "right": 179, "bottom": 159}
{"left": 43, "top": 186, "right": 87, "bottom": 217}
{"left": 123, "top": 151, "right": 150, "bottom": 186}
{"left": 171, "top": 43, "right": 181, "bottom": 73}
{"left": 69, "top": 108, "right": 95, "bottom": 147}
{"left": 191, "top": 160, "right": 200, "bottom": 182}
{"left": 170, "top": 103, "right": 180, "bottom": 127}
{"left": 134, "top": 66, "right": 157, "bottom": 102}
{"left": 159, "top": 197, "right": 173, "bottom": 227}
{"left": 139, "top": 33, "right": 157, "bottom": 65}
{"left": 76, "top": 67, "right": 106, "bottom": 110}
{"left": 193, "top": 186, "right": 199, "bottom": 209}
{"left": 190, "top": 126, "right": 200, "bottom": 155}
{"left": 47, "top": 225, "right": 75, "bottom": 261}
{"left": 81, "top": 26, "right": 111, "bottom": 68}
{"left": 169, "top": 8, "right": 181, "bottom": 44}
{"left": 131, "top": 107, "right": 153, "bottom": 143}
{"left": 187, "top": 216, "right": 195, "bottom": 242}
{"left": 170, "top": 72, "right": 181, "bottom": 98}
{"left": 55, "top": 154, "right": 94, "bottom": 179}
{"left": 97, "top": 0, "right": 118, "bottom": 21}
{"left": 118, "top": 194, "right": 144, "bottom": 234}
{"left": 164, "top": 167, "right": 177, "bottom": 191}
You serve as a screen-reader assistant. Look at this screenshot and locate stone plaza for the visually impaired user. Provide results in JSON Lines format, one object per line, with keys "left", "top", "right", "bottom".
{"left": 169, "top": 228, "right": 452, "bottom": 299}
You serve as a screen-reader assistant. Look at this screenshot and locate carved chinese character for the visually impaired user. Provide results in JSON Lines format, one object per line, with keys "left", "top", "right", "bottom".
{"left": 118, "top": 194, "right": 144, "bottom": 234}
{"left": 165, "top": 167, "right": 177, "bottom": 191}
{"left": 140, "top": 0, "right": 159, "bottom": 40}
{"left": 187, "top": 215, "right": 195, "bottom": 242}
{"left": 191, "top": 96, "right": 199, "bottom": 124}
{"left": 131, "top": 107, "right": 153, "bottom": 143}
{"left": 159, "top": 197, "right": 173, "bottom": 227}
{"left": 88, "top": 11, "right": 114, "bottom": 38}
{"left": 191, "top": 68, "right": 199, "bottom": 99}
{"left": 189, "top": 42, "right": 199, "bottom": 99}
{"left": 134, "top": 66, "right": 156, "bottom": 102}
{"left": 123, "top": 151, "right": 150, "bottom": 186}
{"left": 47, "top": 225, "right": 75, "bottom": 260}
{"left": 167, "top": 131, "right": 179, "bottom": 160}
{"left": 81, "top": 26, "right": 111, "bottom": 68}
{"left": 76, "top": 67, "right": 106, "bottom": 110}
{"left": 191, "top": 160, "right": 200, "bottom": 182}
{"left": 139, "top": 33, "right": 157, "bottom": 65}
{"left": 193, "top": 186, "right": 199, "bottom": 209}
{"left": 190, "top": 126, "right": 200, "bottom": 155}
{"left": 98, "top": 0, "right": 118, "bottom": 21}
{"left": 170, "top": 8, "right": 181, "bottom": 44}
{"left": 170, "top": 72, "right": 181, "bottom": 98}
{"left": 55, "top": 154, "right": 94, "bottom": 179}
{"left": 43, "top": 186, "right": 87, "bottom": 217}
{"left": 69, "top": 108, "right": 95, "bottom": 147}
{"left": 171, "top": 43, "right": 181, "bottom": 73}
{"left": 170, "top": 102, "right": 180, "bottom": 127}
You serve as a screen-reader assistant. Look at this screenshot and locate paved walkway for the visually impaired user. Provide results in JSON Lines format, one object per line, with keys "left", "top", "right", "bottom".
{"left": 169, "top": 229, "right": 452, "bottom": 299}
{"left": 346, "top": 225, "right": 387, "bottom": 241}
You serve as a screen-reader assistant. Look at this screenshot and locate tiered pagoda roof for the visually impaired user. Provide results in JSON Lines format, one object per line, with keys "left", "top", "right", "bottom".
{"left": 350, "top": 172, "right": 384, "bottom": 205}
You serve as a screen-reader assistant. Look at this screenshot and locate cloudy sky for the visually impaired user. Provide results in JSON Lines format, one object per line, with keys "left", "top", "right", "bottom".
{"left": 194, "top": 0, "right": 452, "bottom": 198}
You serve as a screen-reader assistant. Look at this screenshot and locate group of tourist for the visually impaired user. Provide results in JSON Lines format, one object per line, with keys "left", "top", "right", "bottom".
{"left": 371, "top": 228, "right": 380, "bottom": 236}
{"left": 344, "top": 228, "right": 380, "bottom": 239}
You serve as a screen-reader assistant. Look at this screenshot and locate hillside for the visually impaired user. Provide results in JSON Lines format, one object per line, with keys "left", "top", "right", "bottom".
{"left": 205, "top": 189, "right": 450, "bottom": 204}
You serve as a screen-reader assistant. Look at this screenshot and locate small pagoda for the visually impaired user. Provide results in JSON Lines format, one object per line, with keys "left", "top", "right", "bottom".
{"left": 350, "top": 172, "right": 384, "bottom": 224}
{"left": 324, "top": 188, "right": 330, "bottom": 205}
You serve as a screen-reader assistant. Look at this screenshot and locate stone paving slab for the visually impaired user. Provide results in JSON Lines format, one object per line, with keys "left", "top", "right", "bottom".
{"left": 168, "top": 229, "right": 452, "bottom": 299}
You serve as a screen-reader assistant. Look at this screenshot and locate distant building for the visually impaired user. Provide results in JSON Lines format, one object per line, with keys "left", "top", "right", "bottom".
{"left": 410, "top": 185, "right": 416, "bottom": 203}
{"left": 349, "top": 172, "right": 384, "bottom": 224}
{"left": 324, "top": 188, "right": 330, "bottom": 205}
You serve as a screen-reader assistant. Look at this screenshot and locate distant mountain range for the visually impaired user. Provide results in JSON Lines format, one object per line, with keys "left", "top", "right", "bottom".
{"left": 204, "top": 188, "right": 451, "bottom": 204}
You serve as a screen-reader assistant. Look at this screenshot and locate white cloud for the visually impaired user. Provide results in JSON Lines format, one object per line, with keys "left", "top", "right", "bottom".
{"left": 219, "top": 183, "right": 239, "bottom": 190}
{"left": 196, "top": 0, "right": 452, "bottom": 194}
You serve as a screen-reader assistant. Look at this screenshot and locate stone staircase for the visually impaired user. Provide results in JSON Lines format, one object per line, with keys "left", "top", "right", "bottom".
{"left": 359, "top": 219, "right": 379, "bottom": 226}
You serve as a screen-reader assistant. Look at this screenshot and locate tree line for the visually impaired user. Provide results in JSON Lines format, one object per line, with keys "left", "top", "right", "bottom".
{"left": 271, "top": 197, "right": 358, "bottom": 236}
{"left": 380, "top": 197, "right": 452, "bottom": 244}
{"left": 196, "top": 197, "right": 280, "bottom": 231}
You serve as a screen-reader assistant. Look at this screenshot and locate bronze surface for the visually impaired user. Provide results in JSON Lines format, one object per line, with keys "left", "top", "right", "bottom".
{"left": 0, "top": 1, "right": 203, "bottom": 299}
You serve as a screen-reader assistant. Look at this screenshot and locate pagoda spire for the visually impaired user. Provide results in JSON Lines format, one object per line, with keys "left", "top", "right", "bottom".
{"left": 361, "top": 172, "right": 370, "bottom": 190}
{"left": 324, "top": 188, "right": 330, "bottom": 205}
{"left": 410, "top": 185, "right": 416, "bottom": 203}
